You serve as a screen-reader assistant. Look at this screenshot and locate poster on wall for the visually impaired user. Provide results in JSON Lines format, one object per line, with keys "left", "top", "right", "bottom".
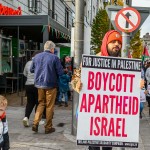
{"left": 1, "top": 38, "right": 11, "bottom": 74}
{"left": 19, "top": 40, "right": 25, "bottom": 57}
{"left": 77, "top": 55, "right": 141, "bottom": 148}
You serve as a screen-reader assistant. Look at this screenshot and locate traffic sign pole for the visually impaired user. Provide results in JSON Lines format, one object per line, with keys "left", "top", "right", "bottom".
{"left": 122, "top": 0, "right": 132, "bottom": 58}
{"left": 122, "top": 32, "right": 130, "bottom": 58}
{"left": 121, "top": 1, "right": 132, "bottom": 149}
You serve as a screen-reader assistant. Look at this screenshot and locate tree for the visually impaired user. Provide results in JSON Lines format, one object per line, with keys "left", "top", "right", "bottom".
{"left": 129, "top": 30, "right": 143, "bottom": 59}
{"left": 91, "top": 0, "right": 142, "bottom": 57}
{"left": 91, "top": 1, "right": 123, "bottom": 54}
{"left": 91, "top": 8, "right": 111, "bottom": 54}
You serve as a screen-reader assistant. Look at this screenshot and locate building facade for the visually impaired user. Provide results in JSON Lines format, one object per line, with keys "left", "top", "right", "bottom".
{"left": 72, "top": 0, "right": 104, "bottom": 55}
{"left": 0, "top": 0, "right": 73, "bottom": 32}
{"left": 0, "top": 0, "right": 75, "bottom": 77}
{"left": 0, "top": 0, "right": 104, "bottom": 74}
{"left": 85, "top": 0, "right": 104, "bottom": 26}
{"left": 0, "top": 0, "right": 75, "bottom": 51}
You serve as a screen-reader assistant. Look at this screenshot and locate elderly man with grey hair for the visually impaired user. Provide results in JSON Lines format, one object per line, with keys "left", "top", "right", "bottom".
{"left": 30, "top": 40, "right": 64, "bottom": 134}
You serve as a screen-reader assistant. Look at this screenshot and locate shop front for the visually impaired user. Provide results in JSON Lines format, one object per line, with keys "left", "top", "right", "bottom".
{"left": 0, "top": 6, "right": 71, "bottom": 93}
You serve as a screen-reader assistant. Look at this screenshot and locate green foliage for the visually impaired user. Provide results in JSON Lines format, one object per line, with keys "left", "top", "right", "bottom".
{"left": 91, "top": 8, "right": 112, "bottom": 54}
{"left": 130, "top": 30, "right": 143, "bottom": 58}
{"left": 91, "top": 0, "right": 142, "bottom": 57}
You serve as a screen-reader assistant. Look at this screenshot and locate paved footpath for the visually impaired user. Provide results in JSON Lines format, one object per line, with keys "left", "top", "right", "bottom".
{"left": 5, "top": 102, "right": 150, "bottom": 150}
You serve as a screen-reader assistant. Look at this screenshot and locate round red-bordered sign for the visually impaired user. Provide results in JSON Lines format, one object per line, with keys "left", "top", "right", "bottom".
{"left": 115, "top": 7, "right": 141, "bottom": 33}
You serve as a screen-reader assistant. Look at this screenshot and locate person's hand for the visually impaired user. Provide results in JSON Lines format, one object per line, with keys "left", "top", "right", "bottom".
{"left": 76, "top": 79, "right": 83, "bottom": 93}
{"left": 140, "top": 79, "right": 144, "bottom": 89}
{"left": 144, "top": 90, "right": 148, "bottom": 95}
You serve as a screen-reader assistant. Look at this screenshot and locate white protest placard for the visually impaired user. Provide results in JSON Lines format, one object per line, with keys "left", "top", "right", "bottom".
{"left": 77, "top": 55, "right": 141, "bottom": 148}
{"left": 140, "top": 89, "right": 146, "bottom": 102}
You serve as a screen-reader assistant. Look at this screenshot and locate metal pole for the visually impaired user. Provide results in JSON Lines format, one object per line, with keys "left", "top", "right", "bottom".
{"left": 109, "top": 0, "right": 112, "bottom": 30}
{"left": 72, "top": 0, "right": 84, "bottom": 135}
{"left": 121, "top": 1, "right": 132, "bottom": 150}
{"left": 121, "top": 0, "right": 132, "bottom": 58}
{"left": 17, "top": 26, "right": 19, "bottom": 95}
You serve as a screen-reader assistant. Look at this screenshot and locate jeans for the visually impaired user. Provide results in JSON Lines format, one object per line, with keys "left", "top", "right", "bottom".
{"left": 59, "top": 92, "right": 68, "bottom": 103}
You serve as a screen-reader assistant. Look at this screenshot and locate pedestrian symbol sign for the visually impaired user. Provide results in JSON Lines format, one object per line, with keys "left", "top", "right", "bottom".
{"left": 115, "top": 7, "right": 141, "bottom": 33}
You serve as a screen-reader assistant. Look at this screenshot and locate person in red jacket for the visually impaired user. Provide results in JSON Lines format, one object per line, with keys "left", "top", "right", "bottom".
{"left": 72, "top": 30, "right": 122, "bottom": 150}
{"left": 97, "top": 30, "right": 122, "bottom": 57}
{"left": 72, "top": 30, "right": 144, "bottom": 150}
{"left": 72, "top": 30, "right": 122, "bottom": 93}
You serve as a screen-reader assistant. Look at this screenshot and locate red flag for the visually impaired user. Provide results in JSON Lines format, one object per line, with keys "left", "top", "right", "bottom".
{"left": 128, "top": 51, "right": 132, "bottom": 58}
{"left": 143, "top": 45, "right": 150, "bottom": 56}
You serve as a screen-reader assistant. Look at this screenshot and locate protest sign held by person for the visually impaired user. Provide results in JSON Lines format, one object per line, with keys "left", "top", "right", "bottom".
{"left": 71, "top": 30, "right": 144, "bottom": 150}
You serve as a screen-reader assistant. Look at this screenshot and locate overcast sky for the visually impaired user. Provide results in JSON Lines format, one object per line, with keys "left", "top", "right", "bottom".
{"left": 132, "top": 0, "right": 150, "bottom": 36}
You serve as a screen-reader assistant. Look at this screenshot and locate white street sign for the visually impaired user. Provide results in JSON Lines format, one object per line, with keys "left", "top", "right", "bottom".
{"left": 115, "top": 7, "right": 141, "bottom": 32}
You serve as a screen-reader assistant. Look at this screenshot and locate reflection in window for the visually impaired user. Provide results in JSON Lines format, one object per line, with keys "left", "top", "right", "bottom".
{"left": 1, "top": 39, "right": 11, "bottom": 73}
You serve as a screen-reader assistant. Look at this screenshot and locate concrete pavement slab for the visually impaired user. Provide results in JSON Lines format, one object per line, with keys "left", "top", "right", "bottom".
{"left": 7, "top": 106, "right": 87, "bottom": 150}
{"left": 3, "top": 93, "right": 150, "bottom": 150}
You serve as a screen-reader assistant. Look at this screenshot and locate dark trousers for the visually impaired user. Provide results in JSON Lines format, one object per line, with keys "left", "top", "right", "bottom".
{"left": 88, "top": 146, "right": 112, "bottom": 150}
{"left": 25, "top": 85, "right": 38, "bottom": 119}
{"left": 146, "top": 96, "right": 150, "bottom": 107}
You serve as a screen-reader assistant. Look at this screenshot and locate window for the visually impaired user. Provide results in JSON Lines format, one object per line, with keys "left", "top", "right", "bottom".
{"left": 65, "top": 7, "right": 69, "bottom": 28}
{"left": 28, "top": 0, "right": 42, "bottom": 14}
{"left": 93, "top": 6, "right": 95, "bottom": 15}
{"left": 48, "top": 0, "right": 57, "bottom": 20}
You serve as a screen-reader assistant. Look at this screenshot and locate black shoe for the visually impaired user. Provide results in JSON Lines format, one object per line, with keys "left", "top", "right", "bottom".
{"left": 32, "top": 125, "right": 38, "bottom": 132}
{"left": 45, "top": 127, "right": 55, "bottom": 134}
{"left": 65, "top": 102, "right": 68, "bottom": 107}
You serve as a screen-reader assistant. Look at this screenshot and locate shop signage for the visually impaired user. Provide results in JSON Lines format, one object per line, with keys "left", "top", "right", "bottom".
{"left": 0, "top": 3, "right": 22, "bottom": 15}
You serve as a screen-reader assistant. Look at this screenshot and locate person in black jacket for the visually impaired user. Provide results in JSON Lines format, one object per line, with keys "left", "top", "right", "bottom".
{"left": 0, "top": 95, "right": 9, "bottom": 150}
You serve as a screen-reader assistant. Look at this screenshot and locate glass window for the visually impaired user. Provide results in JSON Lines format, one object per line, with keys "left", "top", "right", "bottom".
{"left": 1, "top": 38, "right": 12, "bottom": 74}
{"left": 28, "top": 0, "right": 42, "bottom": 13}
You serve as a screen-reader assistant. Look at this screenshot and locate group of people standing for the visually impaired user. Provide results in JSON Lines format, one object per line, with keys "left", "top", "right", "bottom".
{"left": 0, "top": 29, "right": 146, "bottom": 150}
{"left": 20, "top": 29, "right": 146, "bottom": 150}
{"left": 22, "top": 41, "right": 71, "bottom": 134}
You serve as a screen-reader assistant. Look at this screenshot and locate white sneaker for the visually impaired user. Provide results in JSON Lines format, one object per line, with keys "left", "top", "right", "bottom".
{"left": 39, "top": 120, "right": 45, "bottom": 125}
{"left": 23, "top": 117, "right": 29, "bottom": 127}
